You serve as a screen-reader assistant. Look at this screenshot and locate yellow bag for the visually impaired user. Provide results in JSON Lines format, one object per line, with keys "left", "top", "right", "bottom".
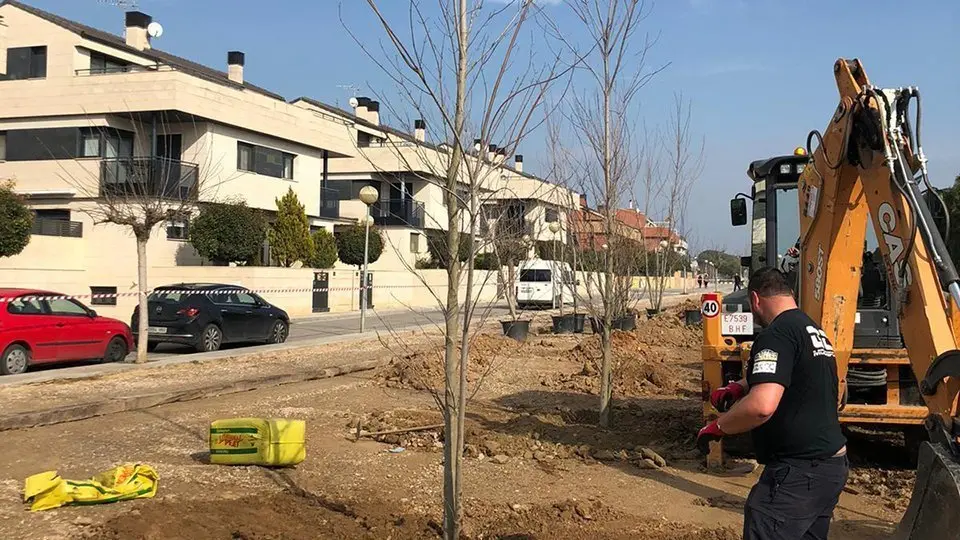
{"left": 23, "top": 463, "right": 159, "bottom": 512}
{"left": 209, "top": 418, "right": 306, "bottom": 466}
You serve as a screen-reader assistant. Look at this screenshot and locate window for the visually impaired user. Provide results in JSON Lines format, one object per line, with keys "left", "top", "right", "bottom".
{"left": 520, "top": 269, "right": 551, "bottom": 282}
{"left": 237, "top": 142, "right": 295, "bottom": 180}
{"left": 210, "top": 290, "right": 257, "bottom": 305}
{"left": 7, "top": 297, "right": 44, "bottom": 315}
{"left": 166, "top": 217, "right": 190, "bottom": 240}
{"left": 148, "top": 290, "right": 184, "bottom": 303}
{"left": 90, "top": 286, "right": 118, "bottom": 306}
{"left": 89, "top": 51, "right": 131, "bottom": 74}
{"left": 3, "top": 46, "right": 47, "bottom": 80}
{"left": 46, "top": 298, "right": 89, "bottom": 316}
{"left": 410, "top": 232, "right": 421, "bottom": 253}
{"left": 80, "top": 130, "right": 101, "bottom": 157}
{"left": 35, "top": 209, "right": 71, "bottom": 221}
{"left": 545, "top": 208, "right": 559, "bottom": 223}
{"left": 0, "top": 133, "right": 6, "bottom": 161}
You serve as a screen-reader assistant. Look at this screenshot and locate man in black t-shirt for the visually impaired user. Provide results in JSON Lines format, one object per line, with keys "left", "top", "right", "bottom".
{"left": 697, "top": 267, "right": 848, "bottom": 540}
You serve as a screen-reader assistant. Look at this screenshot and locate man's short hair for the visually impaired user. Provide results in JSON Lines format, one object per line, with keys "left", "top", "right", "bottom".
{"left": 748, "top": 267, "right": 794, "bottom": 297}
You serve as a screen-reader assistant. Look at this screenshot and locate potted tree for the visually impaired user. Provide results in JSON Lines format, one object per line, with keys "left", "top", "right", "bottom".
{"left": 494, "top": 222, "right": 532, "bottom": 342}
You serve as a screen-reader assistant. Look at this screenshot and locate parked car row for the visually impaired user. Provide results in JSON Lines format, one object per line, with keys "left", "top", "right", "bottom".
{"left": 0, "top": 283, "right": 289, "bottom": 375}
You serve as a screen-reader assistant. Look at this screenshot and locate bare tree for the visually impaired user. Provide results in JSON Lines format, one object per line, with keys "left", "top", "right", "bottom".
{"left": 53, "top": 114, "right": 228, "bottom": 363}
{"left": 564, "top": 0, "right": 666, "bottom": 427}
{"left": 345, "top": 1, "right": 568, "bottom": 536}
{"left": 652, "top": 92, "right": 701, "bottom": 304}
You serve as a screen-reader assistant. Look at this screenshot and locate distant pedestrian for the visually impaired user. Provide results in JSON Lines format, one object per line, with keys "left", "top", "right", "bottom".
{"left": 733, "top": 274, "right": 743, "bottom": 291}
{"left": 697, "top": 275, "right": 704, "bottom": 289}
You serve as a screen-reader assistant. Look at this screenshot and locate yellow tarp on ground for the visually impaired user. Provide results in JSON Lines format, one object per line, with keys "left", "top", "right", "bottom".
{"left": 23, "top": 463, "right": 159, "bottom": 512}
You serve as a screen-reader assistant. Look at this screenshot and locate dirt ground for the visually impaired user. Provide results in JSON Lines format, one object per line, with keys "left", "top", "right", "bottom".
{"left": 0, "top": 300, "right": 907, "bottom": 539}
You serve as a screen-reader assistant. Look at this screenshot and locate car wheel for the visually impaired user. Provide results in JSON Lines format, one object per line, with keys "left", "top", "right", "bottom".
{"left": 103, "top": 336, "right": 128, "bottom": 363}
{"left": 196, "top": 324, "right": 222, "bottom": 353}
{"left": 1, "top": 344, "right": 30, "bottom": 375}
{"left": 269, "top": 320, "right": 289, "bottom": 344}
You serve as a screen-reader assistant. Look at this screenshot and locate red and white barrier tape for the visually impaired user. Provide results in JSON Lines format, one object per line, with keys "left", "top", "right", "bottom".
{"left": 0, "top": 284, "right": 429, "bottom": 303}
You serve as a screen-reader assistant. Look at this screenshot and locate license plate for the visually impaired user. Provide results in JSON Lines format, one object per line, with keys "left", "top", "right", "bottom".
{"left": 722, "top": 312, "right": 754, "bottom": 335}
{"left": 147, "top": 326, "right": 168, "bottom": 334}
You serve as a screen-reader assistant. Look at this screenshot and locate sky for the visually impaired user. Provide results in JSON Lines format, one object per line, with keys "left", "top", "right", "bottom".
{"left": 22, "top": 0, "right": 960, "bottom": 255}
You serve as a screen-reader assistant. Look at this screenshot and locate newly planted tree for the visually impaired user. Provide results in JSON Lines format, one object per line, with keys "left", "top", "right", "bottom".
{"left": 564, "top": 0, "right": 667, "bottom": 427}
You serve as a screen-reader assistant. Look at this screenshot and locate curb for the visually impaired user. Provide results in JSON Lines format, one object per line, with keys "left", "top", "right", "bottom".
{"left": 0, "top": 358, "right": 386, "bottom": 432}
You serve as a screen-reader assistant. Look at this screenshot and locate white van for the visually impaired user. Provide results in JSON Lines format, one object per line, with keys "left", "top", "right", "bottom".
{"left": 516, "top": 259, "right": 575, "bottom": 309}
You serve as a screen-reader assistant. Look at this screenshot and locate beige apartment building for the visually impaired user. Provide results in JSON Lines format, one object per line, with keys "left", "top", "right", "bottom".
{"left": 0, "top": 1, "right": 578, "bottom": 317}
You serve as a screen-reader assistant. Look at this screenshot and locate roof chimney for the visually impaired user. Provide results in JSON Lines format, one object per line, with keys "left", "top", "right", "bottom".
{"left": 367, "top": 100, "right": 380, "bottom": 126}
{"left": 487, "top": 144, "right": 497, "bottom": 161}
{"left": 495, "top": 146, "right": 507, "bottom": 164}
{"left": 124, "top": 11, "right": 152, "bottom": 51}
{"left": 414, "top": 119, "right": 426, "bottom": 142}
{"left": 355, "top": 97, "right": 371, "bottom": 120}
{"left": 227, "top": 51, "right": 245, "bottom": 84}
{"left": 473, "top": 139, "right": 482, "bottom": 154}
{"left": 515, "top": 154, "right": 523, "bottom": 173}
{"left": 580, "top": 194, "right": 587, "bottom": 208}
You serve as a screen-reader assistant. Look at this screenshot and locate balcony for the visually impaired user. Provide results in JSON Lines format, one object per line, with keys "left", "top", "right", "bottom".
{"left": 319, "top": 187, "right": 340, "bottom": 219}
{"left": 99, "top": 157, "right": 199, "bottom": 200}
{"left": 30, "top": 218, "right": 83, "bottom": 238}
{"left": 372, "top": 199, "right": 425, "bottom": 228}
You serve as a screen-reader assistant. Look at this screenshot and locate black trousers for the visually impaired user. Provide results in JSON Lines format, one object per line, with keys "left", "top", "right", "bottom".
{"left": 743, "top": 454, "right": 849, "bottom": 540}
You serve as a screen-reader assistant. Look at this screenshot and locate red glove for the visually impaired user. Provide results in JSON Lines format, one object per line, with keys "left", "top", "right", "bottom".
{"left": 710, "top": 381, "right": 745, "bottom": 413}
{"left": 697, "top": 420, "right": 725, "bottom": 455}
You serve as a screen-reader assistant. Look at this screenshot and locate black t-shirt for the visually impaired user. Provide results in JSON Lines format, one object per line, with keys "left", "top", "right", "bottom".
{"left": 746, "top": 309, "right": 846, "bottom": 463}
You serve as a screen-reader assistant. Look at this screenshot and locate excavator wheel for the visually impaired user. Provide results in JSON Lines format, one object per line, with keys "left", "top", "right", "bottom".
{"left": 894, "top": 441, "right": 960, "bottom": 539}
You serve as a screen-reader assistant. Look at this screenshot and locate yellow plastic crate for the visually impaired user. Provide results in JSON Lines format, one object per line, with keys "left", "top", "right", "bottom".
{"left": 209, "top": 418, "right": 306, "bottom": 466}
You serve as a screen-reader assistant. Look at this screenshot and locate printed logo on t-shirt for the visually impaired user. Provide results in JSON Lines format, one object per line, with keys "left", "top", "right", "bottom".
{"left": 752, "top": 349, "right": 778, "bottom": 374}
{"left": 805, "top": 326, "right": 835, "bottom": 357}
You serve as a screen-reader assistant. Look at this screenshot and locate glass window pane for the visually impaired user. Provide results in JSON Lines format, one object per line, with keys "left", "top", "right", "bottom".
{"left": 81, "top": 132, "right": 100, "bottom": 157}
{"left": 7, "top": 297, "right": 44, "bottom": 315}
{"left": 238, "top": 144, "right": 252, "bottom": 171}
{"left": 255, "top": 146, "right": 283, "bottom": 177}
{"left": 0, "top": 134, "right": 6, "bottom": 161}
{"left": 236, "top": 292, "right": 257, "bottom": 305}
{"left": 47, "top": 298, "right": 89, "bottom": 316}
{"left": 30, "top": 47, "right": 47, "bottom": 78}
{"left": 283, "top": 154, "right": 294, "bottom": 179}
{"left": 104, "top": 136, "right": 119, "bottom": 158}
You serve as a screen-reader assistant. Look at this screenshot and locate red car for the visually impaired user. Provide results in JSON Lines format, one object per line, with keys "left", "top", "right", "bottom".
{"left": 0, "top": 288, "right": 134, "bottom": 375}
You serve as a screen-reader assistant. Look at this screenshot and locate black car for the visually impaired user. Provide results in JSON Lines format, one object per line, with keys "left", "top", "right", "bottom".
{"left": 131, "top": 283, "right": 290, "bottom": 353}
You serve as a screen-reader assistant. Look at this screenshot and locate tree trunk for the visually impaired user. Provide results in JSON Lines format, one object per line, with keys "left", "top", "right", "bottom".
{"left": 598, "top": 21, "right": 614, "bottom": 429}
{"left": 442, "top": 2, "right": 468, "bottom": 537}
{"left": 135, "top": 237, "right": 149, "bottom": 364}
{"left": 506, "top": 260, "right": 518, "bottom": 319}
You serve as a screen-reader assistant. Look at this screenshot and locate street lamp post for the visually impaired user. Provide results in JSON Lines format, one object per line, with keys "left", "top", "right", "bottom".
{"left": 549, "top": 221, "right": 561, "bottom": 313}
{"left": 358, "top": 185, "right": 379, "bottom": 332}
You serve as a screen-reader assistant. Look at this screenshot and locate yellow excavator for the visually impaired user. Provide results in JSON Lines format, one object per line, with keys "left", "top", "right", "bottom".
{"left": 701, "top": 58, "right": 960, "bottom": 538}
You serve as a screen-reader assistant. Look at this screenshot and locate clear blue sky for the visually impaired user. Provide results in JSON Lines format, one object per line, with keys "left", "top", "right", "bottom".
{"left": 25, "top": 0, "right": 960, "bottom": 255}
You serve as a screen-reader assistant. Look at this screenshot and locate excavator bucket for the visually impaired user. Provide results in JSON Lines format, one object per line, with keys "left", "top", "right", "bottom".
{"left": 894, "top": 441, "right": 960, "bottom": 539}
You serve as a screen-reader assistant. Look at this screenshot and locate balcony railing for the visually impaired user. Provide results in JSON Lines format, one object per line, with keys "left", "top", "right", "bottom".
{"left": 319, "top": 187, "right": 340, "bottom": 219}
{"left": 372, "top": 199, "right": 425, "bottom": 228}
{"left": 31, "top": 218, "right": 83, "bottom": 238}
{"left": 99, "top": 157, "right": 199, "bottom": 200}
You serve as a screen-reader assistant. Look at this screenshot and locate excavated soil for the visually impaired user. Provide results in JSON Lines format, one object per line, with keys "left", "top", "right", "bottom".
{"left": 89, "top": 492, "right": 741, "bottom": 540}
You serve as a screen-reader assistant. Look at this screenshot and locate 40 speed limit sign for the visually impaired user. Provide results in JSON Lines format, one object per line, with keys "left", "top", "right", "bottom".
{"left": 701, "top": 295, "right": 720, "bottom": 318}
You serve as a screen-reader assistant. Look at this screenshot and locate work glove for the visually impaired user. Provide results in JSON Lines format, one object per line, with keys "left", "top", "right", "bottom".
{"left": 697, "top": 420, "right": 725, "bottom": 455}
{"left": 710, "top": 381, "right": 745, "bottom": 413}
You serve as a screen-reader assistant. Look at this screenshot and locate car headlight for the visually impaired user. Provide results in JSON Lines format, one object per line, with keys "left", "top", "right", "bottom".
{"left": 779, "top": 164, "right": 792, "bottom": 174}
{"left": 796, "top": 163, "right": 806, "bottom": 173}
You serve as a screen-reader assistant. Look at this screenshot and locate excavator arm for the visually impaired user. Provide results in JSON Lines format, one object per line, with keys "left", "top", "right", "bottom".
{"left": 796, "top": 58, "right": 960, "bottom": 539}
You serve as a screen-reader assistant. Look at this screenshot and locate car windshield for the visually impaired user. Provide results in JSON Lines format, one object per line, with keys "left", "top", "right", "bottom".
{"left": 776, "top": 187, "right": 800, "bottom": 257}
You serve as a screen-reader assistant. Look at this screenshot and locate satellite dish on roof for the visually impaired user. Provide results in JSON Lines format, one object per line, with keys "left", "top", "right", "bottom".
{"left": 147, "top": 21, "right": 164, "bottom": 38}
{"left": 348, "top": 97, "right": 359, "bottom": 109}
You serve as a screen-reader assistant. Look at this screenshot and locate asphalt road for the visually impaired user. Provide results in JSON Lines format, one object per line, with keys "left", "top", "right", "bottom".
{"left": 146, "top": 304, "right": 514, "bottom": 358}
